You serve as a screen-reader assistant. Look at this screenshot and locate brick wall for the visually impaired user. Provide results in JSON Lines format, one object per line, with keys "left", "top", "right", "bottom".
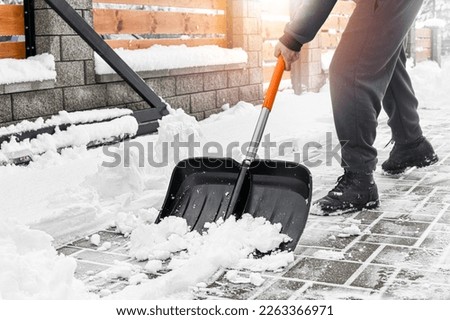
{"left": 0, "top": 0, "right": 264, "bottom": 126}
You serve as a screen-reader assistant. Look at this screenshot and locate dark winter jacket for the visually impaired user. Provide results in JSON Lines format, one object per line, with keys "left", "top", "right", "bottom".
{"left": 280, "top": 0, "right": 338, "bottom": 51}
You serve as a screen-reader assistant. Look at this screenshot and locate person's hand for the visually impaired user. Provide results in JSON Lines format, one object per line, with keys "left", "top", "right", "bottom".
{"left": 274, "top": 41, "right": 300, "bottom": 71}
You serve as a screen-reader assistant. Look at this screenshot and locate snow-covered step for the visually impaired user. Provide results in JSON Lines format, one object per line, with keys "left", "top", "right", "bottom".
{"left": 0, "top": 106, "right": 169, "bottom": 165}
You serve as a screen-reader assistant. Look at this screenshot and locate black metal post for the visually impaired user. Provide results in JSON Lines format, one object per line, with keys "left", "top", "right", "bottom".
{"left": 44, "top": 0, "right": 167, "bottom": 112}
{"left": 24, "top": 0, "right": 36, "bottom": 58}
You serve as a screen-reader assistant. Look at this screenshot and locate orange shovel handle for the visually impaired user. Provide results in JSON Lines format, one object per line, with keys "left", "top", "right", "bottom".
{"left": 262, "top": 56, "right": 285, "bottom": 111}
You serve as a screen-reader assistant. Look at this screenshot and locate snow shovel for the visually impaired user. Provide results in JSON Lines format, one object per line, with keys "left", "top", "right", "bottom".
{"left": 157, "top": 56, "right": 312, "bottom": 251}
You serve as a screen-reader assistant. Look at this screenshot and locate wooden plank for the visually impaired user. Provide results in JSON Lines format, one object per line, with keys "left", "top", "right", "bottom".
{"left": 105, "top": 37, "right": 227, "bottom": 49}
{"left": 416, "top": 28, "right": 432, "bottom": 38}
{"left": 416, "top": 49, "right": 431, "bottom": 62}
{"left": 0, "top": 41, "right": 26, "bottom": 59}
{"left": 332, "top": 0, "right": 356, "bottom": 16}
{"left": 262, "top": 20, "right": 286, "bottom": 40}
{"left": 94, "top": 9, "right": 226, "bottom": 35}
{"left": 0, "top": 5, "right": 25, "bottom": 36}
{"left": 322, "top": 16, "right": 340, "bottom": 31}
{"left": 92, "top": 0, "right": 227, "bottom": 10}
{"left": 415, "top": 38, "right": 432, "bottom": 49}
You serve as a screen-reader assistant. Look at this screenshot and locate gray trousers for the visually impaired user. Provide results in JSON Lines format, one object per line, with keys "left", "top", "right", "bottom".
{"left": 329, "top": 0, "right": 424, "bottom": 172}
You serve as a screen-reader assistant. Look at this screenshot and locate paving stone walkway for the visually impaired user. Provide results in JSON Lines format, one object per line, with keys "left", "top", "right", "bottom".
{"left": 57, "top": 107, "right": 450, "bottom": 300}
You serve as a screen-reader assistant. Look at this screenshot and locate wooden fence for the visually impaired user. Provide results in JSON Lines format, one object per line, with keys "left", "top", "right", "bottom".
{"left": 415, "top": 28, "right": 433, "bottom": 63}
{"left": 0, "top": 4, "right": 25, "bottom": 59}
{"left": 92, "top": 0, "right": 228, "bottom": 50}
{"left": 0, "top": 1, "right": 437, "bottom": 76}
{"left": 319, "top": 0, "right": 355, "bottom": 50}
{"left": 261, "top": 0, "right": 291, "bottom": 83}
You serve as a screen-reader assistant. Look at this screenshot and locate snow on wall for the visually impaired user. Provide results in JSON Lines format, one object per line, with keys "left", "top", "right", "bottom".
{"left": 95, "top": 45, "right": 248, "bottom": 75}
{"left": 0, "top": 54, "right": 56, "bottom": 85}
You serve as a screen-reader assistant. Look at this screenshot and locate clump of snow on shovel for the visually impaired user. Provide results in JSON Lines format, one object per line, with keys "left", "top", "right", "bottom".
{"left": 108, "top": 214, "right": 294, "bottom": 299}
{"left": 154, "top": 107, "right": 203, "bottom": 167}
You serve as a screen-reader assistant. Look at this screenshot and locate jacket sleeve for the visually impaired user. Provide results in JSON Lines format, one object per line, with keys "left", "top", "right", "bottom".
{"left": 280, "top": 0, "right": 338, "bottom": 51}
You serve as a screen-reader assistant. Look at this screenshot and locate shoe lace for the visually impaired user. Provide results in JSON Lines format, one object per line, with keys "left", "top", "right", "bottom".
{"left": 330, "top": 172, "right": 353, "bottom": 193}
{"left": 384, "top": 139, "right": 394, "bottom": 149}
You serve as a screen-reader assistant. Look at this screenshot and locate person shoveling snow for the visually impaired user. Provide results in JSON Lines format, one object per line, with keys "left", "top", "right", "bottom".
{"left": 275, "top": 0, "right": 438, "bottom": 215}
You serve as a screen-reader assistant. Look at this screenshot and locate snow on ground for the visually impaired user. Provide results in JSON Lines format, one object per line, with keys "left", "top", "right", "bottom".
{"left": 0, "top": 221, "right": 92, "bottom": 299}
{"left": 0, "top": 54, "right": 56, "bottom": 85}
{"left": 109, "top": 214, "right": 293, "bottom": 299}
{"left": 95, "top": 45, "right": 248, "bottom": 75}
{"left": 0, "top": 57, "right": 449, "bottom": 299}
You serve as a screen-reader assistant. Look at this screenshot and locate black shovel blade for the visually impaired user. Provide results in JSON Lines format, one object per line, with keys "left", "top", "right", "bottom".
{"left": 157, "top": 157, "right": 312, "bottom": 252}
{"left": 157, "top": 157, "right": 243, "bottom": 229}
{"left": 245, "top": 159, "right": 312, "bottom": 252}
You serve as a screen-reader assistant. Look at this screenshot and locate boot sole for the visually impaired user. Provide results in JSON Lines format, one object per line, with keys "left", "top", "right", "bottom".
{"left": 382, "top": 154, "right": 439, "bottom": 175}
{"left": 312, "top": 200, "right": 380, "bottom": 216}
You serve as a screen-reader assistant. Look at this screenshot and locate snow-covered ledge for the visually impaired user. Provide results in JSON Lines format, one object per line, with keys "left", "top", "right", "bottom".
{"left": 96, "top": 62, "right": 248, "bottom": 83}
{"left": 94, "top": 45, "right": 248, "bottom": 83}
{"left": 0, "top": 54, "right": 57, "bottom": 94}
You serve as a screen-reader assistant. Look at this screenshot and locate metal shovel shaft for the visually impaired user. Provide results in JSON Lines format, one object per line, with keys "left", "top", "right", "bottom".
{"left": 226, "top": 56, "right": 286, "bottom": 216}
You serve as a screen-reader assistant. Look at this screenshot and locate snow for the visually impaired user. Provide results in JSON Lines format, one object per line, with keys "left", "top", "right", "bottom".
{"left": 95, "top": 45, "right": 248, "bottom": 75}
{"left": 0, "top": 115, "right": 138, "bottom": 161}
{"left": 109, "top": 214, "right": 292, "bottom": 299}
{"left": 0, "top": 53, "right": 56, "bottom": 85}
{"left": 0, "top": 108, "right": 133, "bottom": 137}
{"left": 322, "top": 50, "right": 335, "bottom": 72}
{"left": 0, "top": 57, "right": 449, "bottom": 300}
{"left": 313, "top": 250, "right": 345, "bottom": 261}
{"left": 0, "top": 220, "right": 91, "bottom": 299}
{"left": 90, "top": 234, "right": 101, "bottom": 246}
{"left": 417, "top": 18, "right": 447, "bottom": 29}
{"left": 145, "top": 260, "right": 163, "bottom": 274}
{"left": 225, "top": 270, "right": 266, "bottom": 287}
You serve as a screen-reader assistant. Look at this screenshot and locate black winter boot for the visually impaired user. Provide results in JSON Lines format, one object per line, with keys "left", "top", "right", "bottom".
{"left": 382, "top": 136, "right": 438, "bottom": 175}
{"left": 312, "top": 171, "right": 379, "bottom": 215}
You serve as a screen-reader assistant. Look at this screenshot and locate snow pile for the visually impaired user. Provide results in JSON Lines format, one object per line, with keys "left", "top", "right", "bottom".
{"left": 84, "top": 144, "right": 147, "bottom": 200}
{"left": 96, "top": 261, "right": 143, "bottom": 283}
{"left": 90, "top": 234, "right": 101, "bottom": 246}
{"left": 0, "top": 220, "right": 91, "bottom": 299}
{"left": 0, "top": 53, "right": 56, "bottom": 85}
{"left": 95, "top": 45, "right": 248, "bottom": 75}
{"left": 408, "top": 59, "right": 450, "bottom": 110}
{"left": 0, "top": 108, "right": 133, "bottom": 137}
{"left": 234, "top": 251, "right": 295, "bottom": 272}
{"left": 109, "top": 214, "right": 294, "bottom": 299}
{"left": 155, "top": 107, "right": 203, "bottom": 166}
{"left": 115, "top": 209, "right": 160, "bottom": 236}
